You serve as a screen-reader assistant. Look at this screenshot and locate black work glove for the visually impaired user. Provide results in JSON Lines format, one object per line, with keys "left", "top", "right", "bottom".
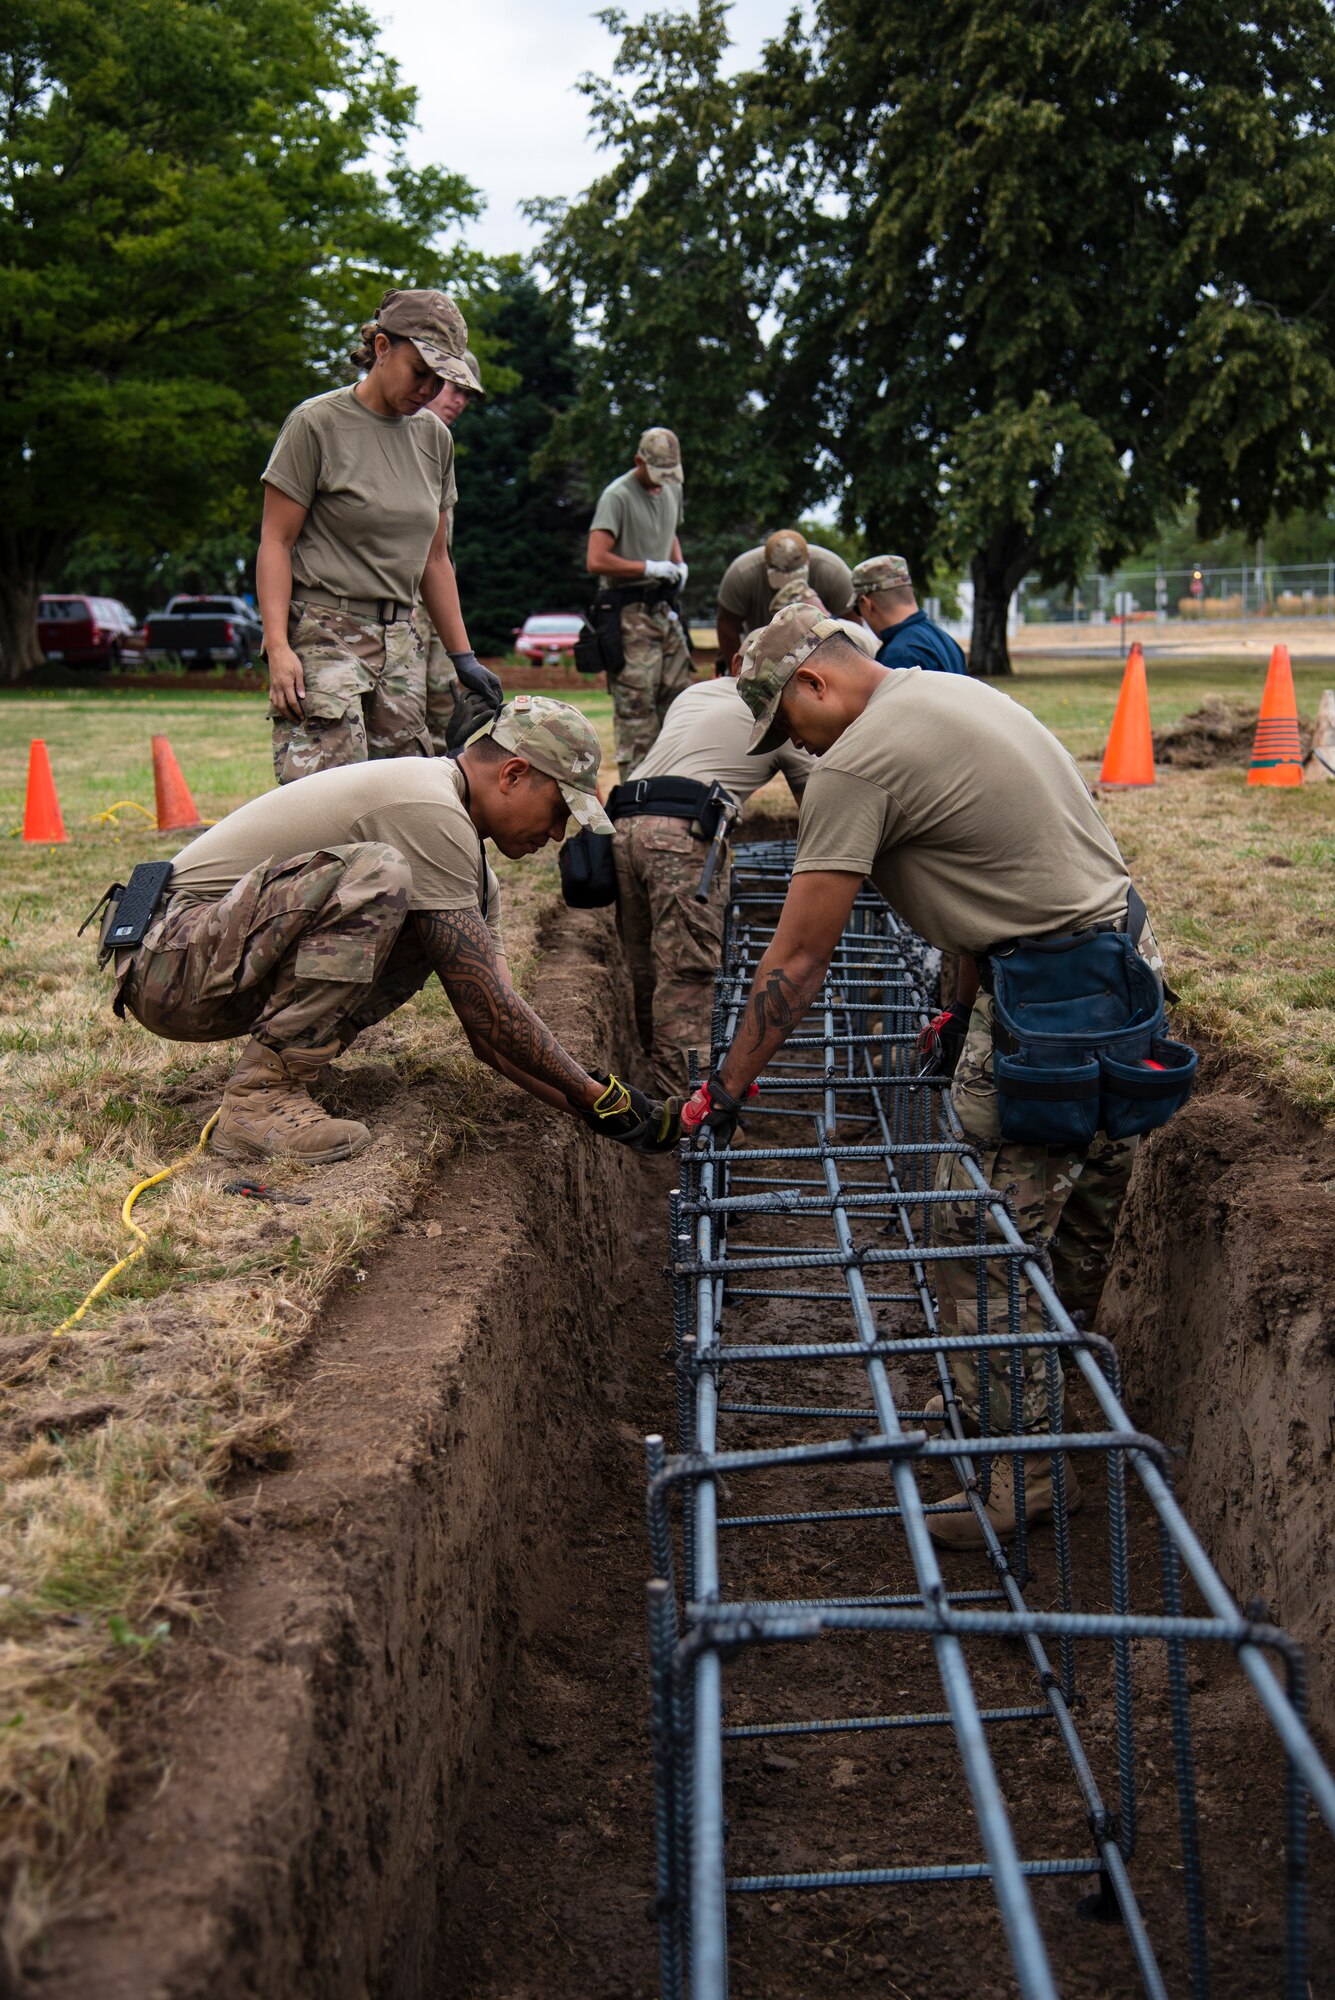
{"left": 680, "top": 1070, "right": 758, "bottom": 1148}
{"left": 444, "top": 686, "right": 505, "bottom": 753}
{"left": 449, "top": 650, "right": 504, "bottom": 711}
{"left": 916, "top": 1003, "right": 971, "bottom": 1079}
{"left": 580, "top": 1072, "right": 682, "bottom": 1154}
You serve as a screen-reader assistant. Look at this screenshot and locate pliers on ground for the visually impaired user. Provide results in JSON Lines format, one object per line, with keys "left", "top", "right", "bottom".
{"left": 221, "top": 1178, "right": 312, "bottom": 1206}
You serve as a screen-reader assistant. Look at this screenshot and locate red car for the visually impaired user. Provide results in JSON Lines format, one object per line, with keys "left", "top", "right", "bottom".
{"left": 513, "top": 613, "right": 583, "bottom": 665}
{"left": 37, "top": 594, "right": 146, "bottom": 669}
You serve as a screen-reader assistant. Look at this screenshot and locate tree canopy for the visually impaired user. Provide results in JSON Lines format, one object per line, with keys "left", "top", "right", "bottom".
{"left": 539, "top": 0, "right": 1335, "bottom": 671}
{"left": 0, "top": 0, "right": 484, "bottom": 676}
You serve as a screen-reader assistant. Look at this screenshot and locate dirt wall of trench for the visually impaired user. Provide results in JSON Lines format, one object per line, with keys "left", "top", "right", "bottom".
{"left": 1100, "top": 1064, "right": 1335, "bottom": 1733}
{"left": 36, "top": 904, "right": 644, "bottom": 2000}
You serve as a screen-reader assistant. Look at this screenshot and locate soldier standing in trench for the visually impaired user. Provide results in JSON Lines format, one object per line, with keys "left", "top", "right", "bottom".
{"left": 259, "top": 290, "right": 502, "bottom": 784}
{"left": 586, "top": 428, "right": 694, "bottom": 783}
{"left": 105, "top": 698, "right": 679, "bottom": 1164}
{"left": 682, "top": 603, "right": 1172, "bottom": 1548}
{"left": 609, "top": 651, "right": 815, "bottom": 1093}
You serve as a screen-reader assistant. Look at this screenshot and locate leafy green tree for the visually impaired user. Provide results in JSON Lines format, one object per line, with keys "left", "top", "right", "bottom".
{"left": 450, "top": 273, "right": 592, "bottom": 653}
{"left": 527, "top": 1, "right": 815, "bottom": 586}
{"left": 756, "top": 0, "right": 1335, "bottom": 672}
{"left": 0, "top": 0, "right": 484, "bottom": 679}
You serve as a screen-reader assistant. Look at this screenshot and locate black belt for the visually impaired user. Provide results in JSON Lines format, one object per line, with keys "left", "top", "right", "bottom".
{"left": 596, "top": 581, "right": 678, "bottom": 609}
{"left": 607, "top": 777, "right": 716, "bottom": 826}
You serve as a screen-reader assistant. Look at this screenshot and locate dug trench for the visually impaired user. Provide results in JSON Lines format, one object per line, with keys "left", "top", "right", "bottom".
{"left": 35, "top": 913, "right": 1335, "bottom": 1999}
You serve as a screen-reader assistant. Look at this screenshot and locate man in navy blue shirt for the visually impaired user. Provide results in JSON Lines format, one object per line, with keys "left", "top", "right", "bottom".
{"left": 851, "top": 554, "right": 968, "bottom": 674}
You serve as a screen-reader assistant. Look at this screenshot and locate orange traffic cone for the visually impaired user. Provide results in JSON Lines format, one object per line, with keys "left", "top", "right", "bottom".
{"left": 1247, "top": 645, "right": 1303, "bottom": 787}
{"left": 1099, "top": 643, "right": 1155, "bottom": 786}
{"left": 22, "top": 739, "right": 68, "bottom": 843}
{"left": 151, "top": 735, "right": 205, "bottom": 832}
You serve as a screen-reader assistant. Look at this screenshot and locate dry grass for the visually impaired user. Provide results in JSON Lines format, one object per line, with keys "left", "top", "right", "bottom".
{"left": 0, "top": 660, "right": 1330, "bottom": 1952}
{"left": 0, "top": 689, "right": 563, "bottom": 1956}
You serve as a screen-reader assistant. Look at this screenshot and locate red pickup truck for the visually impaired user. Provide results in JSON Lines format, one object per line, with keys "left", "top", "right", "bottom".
{"left": 37, "top": 595, "right": 146, "bottom": 669}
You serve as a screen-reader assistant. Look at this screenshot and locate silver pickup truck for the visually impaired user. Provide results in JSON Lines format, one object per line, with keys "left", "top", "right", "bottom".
{"left": 144, "top": 594, "right": 263, "bottom": 667}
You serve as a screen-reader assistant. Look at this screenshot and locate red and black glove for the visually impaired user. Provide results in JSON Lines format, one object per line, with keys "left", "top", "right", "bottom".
{"left": 680, "top": 1071, "right": 759, "bottom": 1147}
{"left": 917, "top": 1004, "right": 970, "bottom": 1079}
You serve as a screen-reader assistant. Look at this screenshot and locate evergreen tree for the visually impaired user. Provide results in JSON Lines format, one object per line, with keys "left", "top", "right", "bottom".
{"left": 451, "top": 276, "right": 590, "bottom": 654}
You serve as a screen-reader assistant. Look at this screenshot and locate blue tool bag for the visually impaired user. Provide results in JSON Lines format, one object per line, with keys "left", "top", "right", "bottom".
{"left": 986, "top": 894, "right": 1197, "bottom": 1149}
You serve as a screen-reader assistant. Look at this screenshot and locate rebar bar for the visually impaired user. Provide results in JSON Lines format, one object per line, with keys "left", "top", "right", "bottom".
{"left": 645, "top": 838, "right": 1334, "bottom": 1998}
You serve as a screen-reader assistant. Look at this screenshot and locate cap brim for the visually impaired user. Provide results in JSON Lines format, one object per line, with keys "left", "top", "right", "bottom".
{"left": 563, "top": 784, "right": 614, "bottom": 835}
{"left": 643, "top": 462, "right": 683, "bottom": 484}
{"left": 746, "top": 693, "right": 791, "bottom": 756}
{"left": 410, "top": 336, "right": 465, "bottom": 378}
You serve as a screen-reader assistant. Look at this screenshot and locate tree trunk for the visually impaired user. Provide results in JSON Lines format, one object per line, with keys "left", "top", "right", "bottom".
{"left": 0, "top": 563, "right": 45, "bottom": 683}
{"left": 968, "top": 529, "right": 1038, "bottom": 677}
{"left": 969, "top": 553, "right": 1015, "bottom": 676}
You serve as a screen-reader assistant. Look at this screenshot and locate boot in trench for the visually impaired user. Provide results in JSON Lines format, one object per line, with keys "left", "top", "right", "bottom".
{"left": 211, "top": 1038, "right": 370, "bottom": 1164}
{"left": 928, "top": 1449, "right": 1082, "bottom": 1550}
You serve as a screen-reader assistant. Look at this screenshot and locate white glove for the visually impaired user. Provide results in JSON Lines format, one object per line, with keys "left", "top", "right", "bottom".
{"left": 642, "top": 559, "right": 680, "bottom": 584}
{"left": 676, "top": 561, "right": 689, "bottom": 590}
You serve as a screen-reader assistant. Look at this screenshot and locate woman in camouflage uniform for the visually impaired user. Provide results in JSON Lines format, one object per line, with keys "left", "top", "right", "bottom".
{"left": 257, "top": 289, "right": 501, "bottom": 785}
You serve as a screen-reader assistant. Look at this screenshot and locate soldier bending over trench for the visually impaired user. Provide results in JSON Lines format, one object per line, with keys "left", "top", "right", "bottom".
{"left": 96, "top": 698, "right": 679, "bottom": 1164}
{"left": 683, "top": 605, "right": 1189, "bottom": 1550}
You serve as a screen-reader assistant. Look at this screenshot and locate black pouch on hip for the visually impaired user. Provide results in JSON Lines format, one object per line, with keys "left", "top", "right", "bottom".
{"left": 559, "top": 829, "right": 617, "bottom": 908}
{"left": 80, "top": 861, "right": 175, "bottom": 968}
{"left": 574, "top": 597, "right": 626, "bottom": 677}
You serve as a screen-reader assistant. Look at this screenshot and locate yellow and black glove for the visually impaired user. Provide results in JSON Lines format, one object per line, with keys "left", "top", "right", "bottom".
{"left": 581, "top": 1072, "right": 682, "bottom": 1154}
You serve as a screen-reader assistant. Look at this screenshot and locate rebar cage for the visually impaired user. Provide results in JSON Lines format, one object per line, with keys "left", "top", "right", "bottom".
{"left": 644, "top": 838, "right": 1335, "bottom": 2000}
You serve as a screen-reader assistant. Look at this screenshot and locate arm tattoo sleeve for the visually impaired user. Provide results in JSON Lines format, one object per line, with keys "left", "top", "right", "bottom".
{"left": 415, "top": 908, "right": 591, "bottom": 1104}
{"left": 749, "top": 966, "right": 806, "bottom": 1041}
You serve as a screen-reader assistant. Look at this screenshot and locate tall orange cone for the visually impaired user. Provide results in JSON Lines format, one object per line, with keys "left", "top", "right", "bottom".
{"left": 151, "top": 735, "right": 205, "bottom": 832}
{"left": 1247, "top": 645, "right": 1303, "bottom": 787}
{"left": 1099, "top": 642, "right": 1155, "bottom": 786}
{"left": 22, "top": 739, "right": 68, "bottom": 843}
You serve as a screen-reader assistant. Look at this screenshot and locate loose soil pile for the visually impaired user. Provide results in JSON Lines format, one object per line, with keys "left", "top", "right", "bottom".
{"left": 1148, "top": 695, "right": 1315, "bottom": 768}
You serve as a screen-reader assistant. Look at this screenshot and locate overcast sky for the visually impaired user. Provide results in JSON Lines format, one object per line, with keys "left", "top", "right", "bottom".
{"left": 373, "top": 0, "right": 796, "bottom": 259}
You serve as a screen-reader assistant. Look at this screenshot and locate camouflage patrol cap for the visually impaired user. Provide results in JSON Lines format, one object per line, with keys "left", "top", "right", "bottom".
{"left": 737, "top": 603, "right": 879, "bottom": 754}
{"left": 637, "top": 427, "right": 684, "bottom": 484}
{"left": 850, "top": 553, "right": 913, "bottom": 597}
{"left": 468, "top": 695, "right": 612, "bottom": 833}
{"left": 376, "top": 288, "right": 469, "bottom": 377}
{"left": 764, "top": 529, "right": 809, "bottom": 577}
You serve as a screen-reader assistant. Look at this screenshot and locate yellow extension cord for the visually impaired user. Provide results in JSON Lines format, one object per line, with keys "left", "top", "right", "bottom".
{"left": 52, "top": 1111, "right": 220, "bottom": 1338}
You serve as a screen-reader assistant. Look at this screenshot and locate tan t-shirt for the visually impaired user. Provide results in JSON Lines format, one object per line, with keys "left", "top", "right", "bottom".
{"left": 171, "top": 760, "right": 502, "bottom": 941}
{"left": 262, "top": 387, "right": 458, "bottom": 606}
{"left": 717, "top": 545, "right": 857, "bottom": 632}
{"left": 793, "top": 671, "right": 1130, "bottom": 953}
{"left": 590, "top": 469, "right": 683, "bottom": 567}
{"left": 629, "top": 678, "right": 813, "bottom": 808}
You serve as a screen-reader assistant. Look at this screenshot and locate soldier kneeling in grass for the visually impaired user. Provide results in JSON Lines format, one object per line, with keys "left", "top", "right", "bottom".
{"left": 94, "top": 698, "right": 679, "bottom": 1163}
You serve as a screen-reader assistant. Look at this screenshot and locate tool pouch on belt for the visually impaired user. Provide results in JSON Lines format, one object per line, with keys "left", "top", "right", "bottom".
{"left": 559, "top": 827, "right": 617, "bottom": 907}
{"left": 985, "top": 893, "right": 1197, "bottom": 1148}
{"left": 575, "top": 596, "right": 627, "bottom": 677}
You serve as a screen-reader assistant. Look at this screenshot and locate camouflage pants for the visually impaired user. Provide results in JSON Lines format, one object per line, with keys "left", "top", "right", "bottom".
{"left": 412, "top": 604, "right": 462, "bottom": 756}
{"left": 932, "top": 994, "right": 1138, "bottom": 1433}
{"left": 271, "top": 602, "right": 431, "bottom": 785}
{"left": 612, "top": 815, "right": 727, "bottom": 1094}
{"left": 612, "top": 604, "right": 694, "bottom": 783}
{"left": 117, "top": 843, "right": 427, "bottom": 1053}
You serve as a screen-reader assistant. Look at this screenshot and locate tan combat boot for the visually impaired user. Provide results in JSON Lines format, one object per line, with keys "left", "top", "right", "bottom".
{"left": 927, "top": 1451, "right": 1082, "bottom": 1550}
{"left": 211, "top": 1039, "right": 370, "bottom": 1164}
